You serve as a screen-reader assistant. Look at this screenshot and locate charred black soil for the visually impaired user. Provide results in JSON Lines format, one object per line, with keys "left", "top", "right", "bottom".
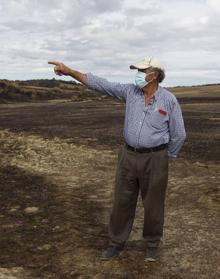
{"left": 0, "top": 95, "right": 219, "bottom": 279}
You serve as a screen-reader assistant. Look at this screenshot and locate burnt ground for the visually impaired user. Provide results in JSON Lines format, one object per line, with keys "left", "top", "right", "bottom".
{"left": 0, "top": 98, "right": 219, "bottom": 279}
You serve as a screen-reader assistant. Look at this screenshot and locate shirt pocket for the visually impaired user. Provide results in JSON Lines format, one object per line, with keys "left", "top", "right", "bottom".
{"left": 149, "top": 110, "right": 168, "bottom": 129}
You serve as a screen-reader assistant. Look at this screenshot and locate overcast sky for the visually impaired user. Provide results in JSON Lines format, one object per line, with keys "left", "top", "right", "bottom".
{"left": 0, "top": 0, "right": 220, "bottom": 86}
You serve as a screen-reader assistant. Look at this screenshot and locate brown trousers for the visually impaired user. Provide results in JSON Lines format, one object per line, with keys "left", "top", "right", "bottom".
{"left": 108, "top": 144, "right": 169, "bottom": 248}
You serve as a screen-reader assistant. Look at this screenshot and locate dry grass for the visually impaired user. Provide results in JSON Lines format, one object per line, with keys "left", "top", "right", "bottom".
{"left": 168, "top": 84, "right": 220, "bottom": 98}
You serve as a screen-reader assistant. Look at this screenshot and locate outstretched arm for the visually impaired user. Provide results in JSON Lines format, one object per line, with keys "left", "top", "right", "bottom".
{"left": 48, "top": 61, "right": 86, "bottom": 84}
{"left": 48, "top": 61, "right": 130, "bottom": 102}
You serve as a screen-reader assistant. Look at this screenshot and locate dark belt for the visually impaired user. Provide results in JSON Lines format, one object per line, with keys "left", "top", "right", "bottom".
{"left": 125, "top": 142, "right": 168, "bottom": 153}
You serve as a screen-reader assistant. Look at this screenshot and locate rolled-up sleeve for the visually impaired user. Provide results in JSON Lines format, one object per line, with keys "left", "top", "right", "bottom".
{"left": 168, "top": 100, "right": 186, "bottom": 158}
{"left": 85, "top": 72, "right": 130, "bottom": 102}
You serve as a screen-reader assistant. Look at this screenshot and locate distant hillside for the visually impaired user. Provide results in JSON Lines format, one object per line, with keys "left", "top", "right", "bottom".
{"left": 0, "top": 79, "right": 109, "bottom": 103}
{"left": 16, "top": 78, "right": 79, "bottom": 88}
{"left": 167, "top": 84, "right": 220, "bottom": 103}
{"left": 0, "top": 79, "right": 220, "bottom": 104}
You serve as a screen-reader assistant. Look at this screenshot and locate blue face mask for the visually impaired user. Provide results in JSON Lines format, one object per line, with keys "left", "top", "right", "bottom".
{"left": 135, "top": 70, "right": 155, "bottom": 88}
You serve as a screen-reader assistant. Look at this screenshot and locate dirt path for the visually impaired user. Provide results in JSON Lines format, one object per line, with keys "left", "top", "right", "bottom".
{"left": 0, "top": 100, "right": 219, "bottom": 278}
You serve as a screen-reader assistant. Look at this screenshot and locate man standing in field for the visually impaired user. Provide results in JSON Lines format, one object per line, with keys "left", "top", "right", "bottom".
{"left": 48, "top": 57, "right": 186, "bottom": 262}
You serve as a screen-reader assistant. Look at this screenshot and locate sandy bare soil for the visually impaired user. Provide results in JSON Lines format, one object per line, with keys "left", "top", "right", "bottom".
{"left": 0, "top": 97, "right": 219, "bottom": 279}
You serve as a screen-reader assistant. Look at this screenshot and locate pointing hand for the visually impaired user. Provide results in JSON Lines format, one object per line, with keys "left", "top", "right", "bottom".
{"left": 48, "top": 61, "right": 70, "bottom": 76}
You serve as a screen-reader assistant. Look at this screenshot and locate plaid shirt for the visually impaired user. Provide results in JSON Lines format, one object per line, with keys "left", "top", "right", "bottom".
{"left": 85, "top": 73, "right": 186, "bottom": 158}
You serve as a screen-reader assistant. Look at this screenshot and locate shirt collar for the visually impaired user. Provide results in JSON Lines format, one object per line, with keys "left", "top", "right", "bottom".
{"left": 140, "top": 85, "right": 161, "bottom": 101}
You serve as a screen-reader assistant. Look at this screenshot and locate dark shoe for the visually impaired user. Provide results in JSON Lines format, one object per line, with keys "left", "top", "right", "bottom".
{"left": 100, "top": 245, "right": 124, "bottom": 261}
{"left": 145, "top": 246, "right": 159, "bottom": 262}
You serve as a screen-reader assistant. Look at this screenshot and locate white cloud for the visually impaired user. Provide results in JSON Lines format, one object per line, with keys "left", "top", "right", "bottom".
{"left": 207, "top": 0, "right": 220, "bottom": 12}
{"left": 0, "top": 0, "right": 219, "bottom": 86}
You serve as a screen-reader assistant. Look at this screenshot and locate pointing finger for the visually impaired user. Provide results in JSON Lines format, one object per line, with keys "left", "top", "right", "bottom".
{"left": 48, "top": 61, "right": 60, "bottom": 66}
